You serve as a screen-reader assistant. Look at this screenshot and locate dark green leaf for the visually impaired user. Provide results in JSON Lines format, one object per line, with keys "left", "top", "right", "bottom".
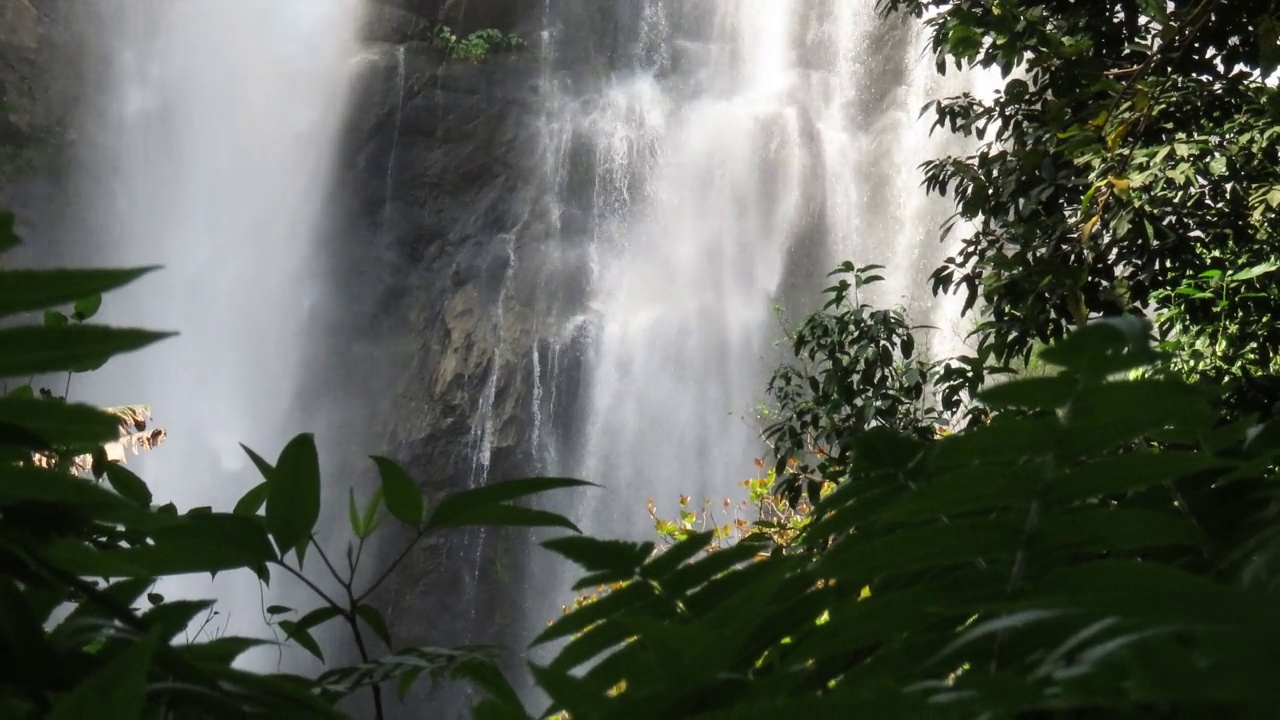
{"left": 371, "top": 456, "right": 424, "bottom": 528}
{"left": 348, "top": 487, "right": 362, "bottom": 536}
{"left": 0, "top": 267, "right": 156, "bottom": 320}
{"left": 429, "top": 503, "right": 581, "bottom": 533}
{"left": 356, "top": 604, "right": 393, "bottom": 649}
{"left": 0, "top": 211, "right": 20, "bottom": 253}
{"left": 291, "top": 606, "right": 342, "bottom": 635}
{"left": 104, "top": 464, "right": 153, "bottom": 507}
{"left": 233, "top": 481, "right": 269, "bottom": 516}
{"left": 428, "top": 477, "right": 593, "bottom": 530}
{"left": 397, "top": 666, "right": 427, "bottom": 701}
{"left": 0, "top": 465, "right": 140, "bottom": 515}
{"left": 0, "top": 325, "right": 173, "bottom": 377}
{"left": 530, "top": 664, "right": 612, "bottom": 719}
{"left": 452, "top": 657, "right": 523, "bottom": 709}
{"left": 265, "top": 434, "right": 321, "bottom": 558}
{"left": 0, "top": 398, "right": 120, "bottom": 448}
{"left": 266, "top": 605, "right": 293, "bottom": 616}
{"left": 49, "top": 629, "right": 159, "bottom": 720}
{"left": 979, "top": 375, "right": 1078, "bottom": 410}
{"left": 180, "top": 636, "right": 270, "bottom": 667}
{"left": 240, "top": 444, "right": 275, "bottom": 481}
{"left": 142, "top": 600, "right": 214, "bottom": 640}
{"left": 97, "top": 513, "right": 277, "bottom": 577}
{"left": 1038, "top": 319, "right": 1159, "bottom": 378}
{"left": 361, "top": 485, "right": 384, "bottom": 539}
{"left": 542, "top": 536, "right": 652, "bottom": 578}
{"left": 279, "top": 621, "right": 325, "bottom": 662}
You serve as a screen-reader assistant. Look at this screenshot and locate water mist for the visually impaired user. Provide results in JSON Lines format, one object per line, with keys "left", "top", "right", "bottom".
{"left": 71, "top": 0, "right": 365, "bottom": 668}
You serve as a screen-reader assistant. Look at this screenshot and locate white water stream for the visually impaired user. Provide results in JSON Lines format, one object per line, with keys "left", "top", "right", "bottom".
{"left": 521, "top": 1, "right": 999, "bottom": 643}
{"left": 73, "top": 0, "right": 364, "bottom": 669}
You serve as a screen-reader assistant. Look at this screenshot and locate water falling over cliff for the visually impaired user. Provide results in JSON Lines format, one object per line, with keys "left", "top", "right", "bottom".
{"left": 517, "top": 0, "right": 997, "bottom": 652}
{"left": 70, "top": 0, "right": 364, "bottom": 667}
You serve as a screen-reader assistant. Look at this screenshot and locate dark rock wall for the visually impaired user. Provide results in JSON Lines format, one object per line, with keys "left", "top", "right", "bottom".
{"left": 0, "top": 0, "right": 92, "bottom": 248}
{"left": 324, "top": 2, "right": 555, "bottom": 716}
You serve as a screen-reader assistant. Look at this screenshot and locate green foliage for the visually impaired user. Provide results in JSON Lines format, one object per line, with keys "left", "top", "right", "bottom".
{"left": 0, "top": 216, "right": 591, "bottom": 718}
{"left": 764, "top": 264, "right": 952, "bottom": 505}
{"left": 521, "top": 321, "right": 1280, "bottom": 717}
{"left": 437, "top": 26, "right": 525, "bottom": 62}
{"left": 883, "top": 0, "right": 1280, "bottom": 418}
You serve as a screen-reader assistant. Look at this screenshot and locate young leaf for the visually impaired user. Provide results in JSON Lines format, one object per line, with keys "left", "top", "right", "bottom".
{"left": 265, "top": 434, "right": 321, "bottom": 558}
{"left": 348, "top": 487, "right": 363, "bottom": 536}
{"left": 360, "top": 485, "right": 384, "bottom": 539}
{"left": 0, "top": 267, "right": 156, "bottom": 320}
{"left": 266, "top": 605, "right": 294, "bottom": 616}
{"left": 371, "top": 456, "right": 424, "bottom": 528}
{"left": 72, "top": 294, "right": 104, "bottom": 322}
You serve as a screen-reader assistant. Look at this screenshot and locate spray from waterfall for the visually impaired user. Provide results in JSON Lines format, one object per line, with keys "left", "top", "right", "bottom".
{"left": 71, "top": 0, "right": 365, "bottom": 668}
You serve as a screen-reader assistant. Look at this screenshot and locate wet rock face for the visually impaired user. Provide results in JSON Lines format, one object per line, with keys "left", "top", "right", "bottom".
{"left": 328, "top": 7, "right": 551, "bottom": 715}
{"left": 0, "top": 0, "right": 89, "bottom": 240}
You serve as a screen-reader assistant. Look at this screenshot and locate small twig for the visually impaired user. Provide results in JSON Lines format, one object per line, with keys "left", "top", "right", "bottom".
{"left": 273, "top": 560, "right": 345, "bottom": 614}
{"left": 310, "top": 536, "right": 352, "bottom": 593}
{"left": 355, "top": 530, "right": 426, "bottom": 605}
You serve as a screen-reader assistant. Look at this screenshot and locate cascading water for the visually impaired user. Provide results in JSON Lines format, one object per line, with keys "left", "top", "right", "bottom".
{"left": 519, "top": 0, "right": 998, "bottom": 657}
{"left": 70, "top": 0, "right": 364, "bottom": 667}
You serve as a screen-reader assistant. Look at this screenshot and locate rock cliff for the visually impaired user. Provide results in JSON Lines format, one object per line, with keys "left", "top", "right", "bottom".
{"left": 322, "top": 2, "right": 559, "bottom": 715}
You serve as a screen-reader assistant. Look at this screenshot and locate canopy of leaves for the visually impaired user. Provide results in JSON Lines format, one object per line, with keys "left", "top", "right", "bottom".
{"left": 522, "top": 321, "right": 1280, "bottom": 718}
{"left": 882, "top": 0, "right": 1280, "bottom": 418}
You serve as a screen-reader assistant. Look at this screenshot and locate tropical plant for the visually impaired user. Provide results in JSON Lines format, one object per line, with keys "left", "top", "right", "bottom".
{"left": 506, "top": 319, "right": 1280, "bottom": 718}
{"left": 0, "top": 210, "right": 590, "bottom": 718}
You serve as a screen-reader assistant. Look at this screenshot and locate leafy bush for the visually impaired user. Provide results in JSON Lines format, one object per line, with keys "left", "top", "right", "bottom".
{"left": 512, "top": 319, "right": 1280, "bottom": 718}
{"left": 437, "top": 26, "right": 525, "bottom": 62}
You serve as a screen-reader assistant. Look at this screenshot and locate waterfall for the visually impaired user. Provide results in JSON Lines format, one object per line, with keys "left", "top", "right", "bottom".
{"left": 70, "top": 0, "right": 364, "bottom": 668}
{"left": 519, "top": 1, "right": 997, "bottom": 657}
